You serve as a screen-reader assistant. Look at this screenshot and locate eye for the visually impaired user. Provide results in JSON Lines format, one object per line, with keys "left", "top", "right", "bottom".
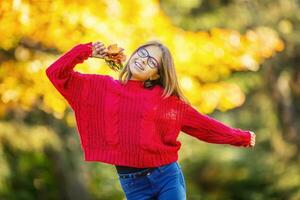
{"left": 140, "top": 48, "right": 148, "bottom": 56}
{"left": 149, "top": 59, "right": 155, "bottom": 66}
{"left": 149, "top": 58, "right": 158, "bottom": 67}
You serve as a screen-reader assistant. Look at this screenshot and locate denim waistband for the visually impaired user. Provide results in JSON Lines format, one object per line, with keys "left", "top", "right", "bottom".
{"left": 116, "top": 161, "right": 178, "bottom": 179}
{"left": 117, "top": 168, "right": 156, "bottom": 179}
{"left": 115, "top": 165, "right": 156, "bottom": 174}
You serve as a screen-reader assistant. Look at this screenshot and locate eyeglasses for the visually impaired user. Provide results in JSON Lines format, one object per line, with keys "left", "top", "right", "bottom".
{"left": 136, "top": 47, "right": 160, "bottom": 69}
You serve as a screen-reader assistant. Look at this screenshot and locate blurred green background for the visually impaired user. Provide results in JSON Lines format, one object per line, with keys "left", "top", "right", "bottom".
{"left": 1, "top": 0, "right": 299, "bottom": 199}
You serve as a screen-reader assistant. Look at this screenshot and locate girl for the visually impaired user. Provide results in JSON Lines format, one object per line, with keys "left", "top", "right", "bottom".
{"left": 46, "top": 40, "right": 256, "bottom": 200}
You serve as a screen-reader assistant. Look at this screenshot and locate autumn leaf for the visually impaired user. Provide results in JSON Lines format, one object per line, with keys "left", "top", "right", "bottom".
{"left": 104, "top": 44, "right": 127, "bottom": 71}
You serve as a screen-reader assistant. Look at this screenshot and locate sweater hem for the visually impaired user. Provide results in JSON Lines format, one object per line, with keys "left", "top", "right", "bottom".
{"left": 83, "top": 148, "right": 179, "bottom": 168}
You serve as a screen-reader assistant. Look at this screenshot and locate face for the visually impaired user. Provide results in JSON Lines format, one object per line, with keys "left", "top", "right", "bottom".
{"left": 128, "top": 45, "right": 162, "bottom": 81}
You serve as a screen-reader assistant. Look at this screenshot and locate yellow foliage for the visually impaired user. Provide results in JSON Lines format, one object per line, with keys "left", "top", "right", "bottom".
{"left": 0, "top": 0, "right": 284, "bottom": 118}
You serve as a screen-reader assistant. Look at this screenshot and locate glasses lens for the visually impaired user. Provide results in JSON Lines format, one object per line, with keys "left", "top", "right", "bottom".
{"left": 137, "top": 48, "right": 148, "bottom": 58}
{"left": 148, "top": 57, "right": 159, "bottom": 68}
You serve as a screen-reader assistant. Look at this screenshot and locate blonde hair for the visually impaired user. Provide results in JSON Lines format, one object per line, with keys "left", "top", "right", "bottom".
{"left": 118, "top": 40, "right": 190, "bottom": 105}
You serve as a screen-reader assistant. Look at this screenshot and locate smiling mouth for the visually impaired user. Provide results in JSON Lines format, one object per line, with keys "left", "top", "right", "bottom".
{"left": 134, "top": 61, "right": 144, "bottom": 71}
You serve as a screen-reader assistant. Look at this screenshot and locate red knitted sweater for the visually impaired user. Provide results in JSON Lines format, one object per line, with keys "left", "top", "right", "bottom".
{"left": 45, "top": 42, "right": 251, "bottom": 167}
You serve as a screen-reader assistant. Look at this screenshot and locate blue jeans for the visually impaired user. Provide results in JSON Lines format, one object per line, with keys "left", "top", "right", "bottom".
{"left": 117, "top": 161, "right": 186, "bottom": 200}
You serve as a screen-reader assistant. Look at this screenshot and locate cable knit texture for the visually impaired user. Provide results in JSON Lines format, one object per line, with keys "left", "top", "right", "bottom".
{"left": 45, "top": 42, "right": 252, "bottom": 167}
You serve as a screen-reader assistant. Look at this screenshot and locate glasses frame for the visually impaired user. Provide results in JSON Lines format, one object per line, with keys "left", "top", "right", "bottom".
{"left": 136, "top": 47, "right": 160, "bottom": 69}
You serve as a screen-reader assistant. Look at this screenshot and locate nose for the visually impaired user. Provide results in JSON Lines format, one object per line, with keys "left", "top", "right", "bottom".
{"left": 140, "top": 58, "right": 147, "bottom": 65}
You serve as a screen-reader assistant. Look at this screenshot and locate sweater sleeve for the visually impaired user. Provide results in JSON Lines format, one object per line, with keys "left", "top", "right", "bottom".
{"left": 180, "top": 103, "right": 251, "bottom": 147}
{"left": 45, "top": 42, "right": 94, "bottom": 109}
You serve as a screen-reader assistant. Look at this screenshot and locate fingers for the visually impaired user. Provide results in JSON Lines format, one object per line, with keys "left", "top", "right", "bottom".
{"left": 249, "top": 131, "right": 256, "bottom": 147}
{"left": 92, "top": 41, "right": 103, "bottom": 47}
{"left": 93, "top": 48, "right": 107, "bottom": 56}
{"left": 93, "top": 41, "right": 105, "bottom": 49}
{"left": 92, "top": 41, "right": 108, "bottom": 58}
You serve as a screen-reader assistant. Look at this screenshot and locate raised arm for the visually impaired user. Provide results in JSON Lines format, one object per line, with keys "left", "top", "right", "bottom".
{"left": 180, "top": 103, "right": 252, "bottom": 147}
{"left": 45, "top": 42, "right": 94, "bottom": 109}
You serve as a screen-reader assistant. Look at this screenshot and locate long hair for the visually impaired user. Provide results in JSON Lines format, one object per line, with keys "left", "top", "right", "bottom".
{"left": 118, "top": 40, "right": 190, "bottom": 105}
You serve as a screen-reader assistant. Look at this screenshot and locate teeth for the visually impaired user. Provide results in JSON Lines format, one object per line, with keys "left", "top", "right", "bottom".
{"left": 135, "top": 62, "right": 143, "bottom": 70}
{"left": 135, "top": 62, "right": 141, "bottom": 68}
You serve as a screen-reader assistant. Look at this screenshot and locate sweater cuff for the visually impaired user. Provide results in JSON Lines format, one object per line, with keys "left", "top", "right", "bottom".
{"left": 83, "top": 42, "right": 93, "bottom": 58}
{"left": 74, "top": 42, "right": 93, "bottom": 62}
{"left": 234, "top": 129, "right": 251, "bottom": 147}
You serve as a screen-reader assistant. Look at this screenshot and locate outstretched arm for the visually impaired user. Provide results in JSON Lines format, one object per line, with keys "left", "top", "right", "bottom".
{"left": 181, "top": 103, "right": 254, "bottom": 147}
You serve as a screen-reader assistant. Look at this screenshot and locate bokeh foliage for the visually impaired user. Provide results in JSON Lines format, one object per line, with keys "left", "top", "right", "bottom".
{"left": 0, "top": 0, "right": 299, "bottom": 199}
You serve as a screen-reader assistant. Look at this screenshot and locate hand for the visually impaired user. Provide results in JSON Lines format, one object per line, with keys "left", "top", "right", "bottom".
{"left": 246, "top": 131, "right": 256, "bottom": 148}
{"left": 91, "top": 41, "right": 108, "bottom": 59}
